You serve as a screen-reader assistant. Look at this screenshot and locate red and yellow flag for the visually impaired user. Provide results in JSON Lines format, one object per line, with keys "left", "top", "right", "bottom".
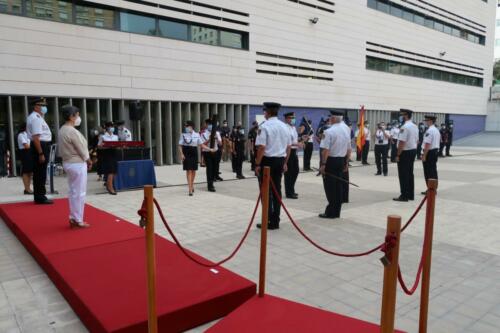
{"left": 356, "top": 105, "right": 366, "bottom": 152}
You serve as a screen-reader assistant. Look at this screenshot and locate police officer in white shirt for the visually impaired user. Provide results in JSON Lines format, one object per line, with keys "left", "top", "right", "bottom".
{"left": 17, "top": 122, "right": 33, "bottom": 195}
{"left": 389, "top": 123, "right": 400, "bottom": 162}
{"left": 374, "top": 122, "right": 391, "bottom": 176}
{"left": 394, "top": 109, "right": 419, "bottom": 202}
{"left": 339, "top": 114, "right": 351, "bottom": 203}
{"left": 200, "top": 118, "right": 222, "bottom": 192}
{"left": 26, "top": 97, "right": 53, "bottom": 204}
{"left": 319, "top": 110, "right": 351, "bottom": 219}
{"left": 178, "top": 120, "right": 202, "bottom": 196}
{"left": 255, "top": 102, "right": 292, "bottom": 230}
{"left": 421, "top": 115, "right": 441, "bottom": 194}
{"left": 283, "top": 112, "right": 300, "bottom": 199}
{"left": 116, "top": 120, "right": 132, "bottom": 142}
{"left": 361, "top": 121, "right": 371, "bottom": 165}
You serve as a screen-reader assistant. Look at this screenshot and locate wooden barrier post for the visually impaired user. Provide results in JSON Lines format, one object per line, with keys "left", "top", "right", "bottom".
{"left": 380, "top": 215, "right": 402, "bottom": 333}
{"left": 144, "top": 185, "right": 158, "bottom": 333}
{"left": 258, "top": 167, "right": 271, "bottom": 297}
{"left": 418, "top": 179, "right": 438, "bottom": 333}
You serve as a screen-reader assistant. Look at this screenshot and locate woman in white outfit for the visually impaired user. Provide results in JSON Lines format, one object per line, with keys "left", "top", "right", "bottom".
{"left": 57, "top": 105, "right": 92, "bottom": 228}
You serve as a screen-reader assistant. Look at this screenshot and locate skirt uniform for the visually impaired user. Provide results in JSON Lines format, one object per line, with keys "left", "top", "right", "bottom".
{"left": 182, "top": 146, "right": 198, "bottom": 171}
{"left": 19, "top": 149, "right": 34, "bottom": 174}
{"left": 100, "top": 148, "right": 118, "bottom": 174}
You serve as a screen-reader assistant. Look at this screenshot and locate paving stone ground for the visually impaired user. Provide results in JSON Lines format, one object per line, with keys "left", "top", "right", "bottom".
{"left": 1, "top": 143, "right": 500, "bottom": 333}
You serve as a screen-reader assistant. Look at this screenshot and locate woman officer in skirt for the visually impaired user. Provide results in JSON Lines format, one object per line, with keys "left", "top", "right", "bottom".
{"left": 178, "top": 120, "right": 202, "bottom": 196}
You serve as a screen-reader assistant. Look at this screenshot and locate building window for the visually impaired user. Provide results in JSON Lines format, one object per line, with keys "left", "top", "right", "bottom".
{"left": 26, "top": 0, "right": 73, "bottom": 23}
{"left": 0, "top": 0, "right": 22, "bottom": 14}
{"left": 220, "top": 30, "right": 243, "bottom": 48}
{"left": 367, "top": 0, "right": 485, "bottom": 45}
{"left": 190, "top": 26, "right": 218, "bottom": 45}
{"left": 76, "top": 4, "right": 114, "bottom": 29}
{"left": 158, "top": 19, "right": 188, "bottom": 40}
{"left": 120, "top": 12, "right": 156, "bottom": 36}
{"left": 366, "top": 56, "right": 483, "bottom": 87}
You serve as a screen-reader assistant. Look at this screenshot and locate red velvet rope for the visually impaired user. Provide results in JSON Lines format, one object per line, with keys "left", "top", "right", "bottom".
{"left": 138, "top": 194, "right": 261, "bottom": 268}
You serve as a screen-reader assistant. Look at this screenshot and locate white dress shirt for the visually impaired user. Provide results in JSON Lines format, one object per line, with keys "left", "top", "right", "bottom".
{"left": 398, "top": 120, "right": 419, "bottom": 150}
{"left": 201, "top": 131, "right": 222, "bottom": 152}
{"left": 27, "top": 111, "right": 52, "bottom": 142}
{"left": 288, "top": 124, "right": 299, "bottom": 150}
{"left": 375, "top": 129, "right": 390, "bottom": 145}
{"left": 320, "top": 123, "right": 350, "bottom": 157}
{"left": 423, "top": 125, "right": 441, "bottom": 150}
{"left": 17, "top": 131, "right": 30, "bottom": 150}
{"left": 179, "top": 132, "right": 202, "bottom": 147}
{"left": 255, "top": 117, "right": 291, "bottom": 157}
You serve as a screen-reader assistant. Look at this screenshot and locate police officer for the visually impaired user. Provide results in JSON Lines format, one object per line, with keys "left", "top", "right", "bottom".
{"left": 284, "top": 112, "right": 300, "bottom": 199}
{"left": 340, "top": 113, "right": 351, "bottom": 203}
{"left": 116, "top": 120, "right": 132, "bottom": 141}
{"left": 389, "top": 122, "right": 400, "bottom": 162}
{"left": 416, "top": 122, "right": 425, "bottom": 160}
{"left": 247, "top": 121, "right": 259, "bottom": 171}
{"left": 299, "top": 119, "right": 314, "bottom": 171}
{"left": 394, "top": 109, "right": 418, "bottom": 202}
{"left": 26, "top": 97, "right": 53, "bottom": 204}
{"left": 361, "top": 121, "right": 371, "bottom": 165}
{"left": 439, "top": 123, "right": 448, "bottom": 157}
{"left": 445, "top": 121, "right": 454, "bottom": 156}
{"left": 200, "top": 119, "right": 222, "bottom": 192}
{"left": 231, "top": 125, "right": 246, "bottom": 179}
{"left": 255, "top": 102, "right": 292, "bottom": 230}
{"left": 421, "top": 115, "right": 441, "bottom": 194}
{"left": 220, "top": 120, "right": 231, "bottom": 162}
{"left": 319, "top": 110, "right": 351, "bottom": 219}
{"left": 374, "top": 122, "right": 390, "bottom": 176}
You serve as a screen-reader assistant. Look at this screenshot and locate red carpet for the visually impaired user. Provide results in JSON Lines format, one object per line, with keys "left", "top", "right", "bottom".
{"left": 206, "top": 295, "right": 406, "bottom": 333}
{"left": 0, "top": 199, "right": 255, "bottom": 333}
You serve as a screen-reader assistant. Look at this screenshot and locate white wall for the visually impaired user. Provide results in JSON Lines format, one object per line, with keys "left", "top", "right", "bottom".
{"left": 486, "top": 101, "right": 500, "bottom": 130}
{"left": 0, "top": 0, "right": 495, "bottom": 115}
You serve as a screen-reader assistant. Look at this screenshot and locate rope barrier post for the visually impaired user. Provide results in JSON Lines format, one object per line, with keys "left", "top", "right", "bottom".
{"left": 258, "top": 166, "right": 270, "bottom": 297}
{"left": 144, "top": 185, "right": 158, "bottom": 333}
{"left": 418, "top": 179, "right": 438, "bottom": 333}
{"left": 380, "top": 215, "right": 402, "bottom": 333}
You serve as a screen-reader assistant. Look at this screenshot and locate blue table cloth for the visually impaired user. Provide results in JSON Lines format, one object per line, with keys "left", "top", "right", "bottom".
{"left": 114, "top": 160, "right": 156, "bottom": 191}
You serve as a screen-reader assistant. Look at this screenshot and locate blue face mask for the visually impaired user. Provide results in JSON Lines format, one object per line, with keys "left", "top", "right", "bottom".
{"left": 41, "top": 106, "right": 48, "bottom": 115}
{"left": 107, "top": 127, "right": 114, "bottom": 134}
{"left": 290, "top": 118, "right": 296, "bottom": 126}
{"left": 207, "top": 125, "right": 213, "bottom": 131}
{"left": 184, "top": 127, "right": 191, "bottom": 133}
{"left": 399, "top": 116, "right": 404, "bottom": 123}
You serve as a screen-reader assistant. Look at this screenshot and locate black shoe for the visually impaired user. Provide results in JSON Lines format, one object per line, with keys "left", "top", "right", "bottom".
{"left": 216, "top": 176, "right": 223, "bottom": 181}
{"left": 384, "top": 173, "right": 388, "bottom": 177}
{"left": 409, "top": 198, "right": 414, "bottom": 201}
{"left": 318, "top": 213, "right": 339, "bottom": 219}
{"left": 362, "top": 162, "right": 370, "bottom": 165}
{"left": 421, "top": 191, "right": 427, "bottom": 195}
{"left": 208, "top": 187, "right": 216, "bottom": 192}
{"left": 24, "top": 190, "right": 33, "bottom": 195}
{"left": 189, "top": 192, "right": 193, "bottom": 196}
{"left": 446, "top": 154, "right": 452, "bottom": 157}
{"left": 35, "top": 199, "right": 53, "bottom": 205}
{"left": 286, "top": 194, "right": 298, "bottom": 199}
{"left": 236, "top": 175, "right": 246, "bottom": 179}
{"left": 375, "top": 172, "right": 382, "bottom": 176}
{"left": 393, "top": 197, "right": 408, "bottom": 202}
{"left": 106, "top": 186, "right": 117, "bottom": 195}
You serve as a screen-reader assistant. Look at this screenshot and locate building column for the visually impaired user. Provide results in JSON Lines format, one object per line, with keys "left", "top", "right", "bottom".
{"left": 202, "top": 103, "right": 209, "bottom": 123}
{"left": 119, "top": 99, "right": 126, "bottom": 121}
{"left": 155, "top": 101, "right": 164, "bottom": 165}
{"left": 226, "top": 104, "right": 234, "bottom": 127}
{"left": 81, "top": 99, "right": 88, "bottom": 139}
{"left": 173, "top": 102, "right": 182, "bottom": 164}
{"left": 95, "top": 99, "right": 100, "bottom": 128}
{"left": 242, "top": 105, "right": 249, "bottom": 132}
{"left": 53, "top": 97, "right": 60, "bottom": 139}
{"left": 23, "top": 96, "right": 29, "bottom": 118}
{"left": 194, "top": 103, "right": 201, "bottom": 132}
{"left": 219, "top": 103, "right": 227, "bottom": 123}
{"left": 145, "top": 101, "right": 152, "bottom": 160}
{"left": 7, "top": 96, "right": 17, "bottom": 176}
{"left": 164, "top": 102, "right": 173, "bottom": 165}
{"left": 107, "top": 99, "right": 113, "bottom": 122}
{"left": 68, "top": 98, "right": 73, "bottom": 106}
{"left": 235, "top": 104, "right": 242, "bottom": 126}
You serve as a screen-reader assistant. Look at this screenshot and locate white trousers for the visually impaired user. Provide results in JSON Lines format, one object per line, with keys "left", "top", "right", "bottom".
{"left": 64, "top": 162, "right": 87, "bottom": 223}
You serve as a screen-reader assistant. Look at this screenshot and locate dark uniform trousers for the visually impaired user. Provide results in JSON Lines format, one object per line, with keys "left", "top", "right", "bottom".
{"left": 342, "top": 157, "right": 349, "bottom": 203}
{"left": 319, "top": 148, "right": 325, "bottom": 169}
{"left": 416, "top": 141, "right": 423, "bottom": 159}
{"left": 390, "top": 140, "right": 398, "bottom": 162}
{"left": 31, "top": 141, "right": 51, "bottom": 203}
{"left": 362, "top": 141, "right": 370, "bottom": 164}
{"left": 215, "top": 146, "right": 222, "bottom": 175}
{"left": 234, "top": 148, "right": 244, "bottom": 176}
{"left": 203, "top": 151, "right": 217, "bottom": 189}
{"left": 260, "top": 156, "right": 285, "bottom": 227}
{"left": 323, "top": 156, "right": 344, "bottom": 217}
{"left": 250, "top": 144, "right": 256, "bottom": 171}
{"left": 423, "top": 149, "right": 438, "bottom": 184}
{"left": 445, "top": 133, "right": 452, "bottom": 156}
{"left": 303, "top": 142, "right": 313, "bottom": 170}
{"left": 284, "top": 149, "right": 299, "bottom": 196}
{"left": 375, "top": 144, "right": 388, "bottom": 175}
{"left": 397, "top": 149, "right": 417, "bottom": 200}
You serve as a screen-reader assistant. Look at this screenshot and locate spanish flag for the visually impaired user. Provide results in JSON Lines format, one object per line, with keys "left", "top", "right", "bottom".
{"left": 356, "top": 105, "right": 366, "bottom": 152}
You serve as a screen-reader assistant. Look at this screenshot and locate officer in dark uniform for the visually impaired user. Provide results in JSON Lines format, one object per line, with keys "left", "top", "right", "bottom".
{"left": 439, "top": 123, "right": 448, "bottom": 157}
{"left": 247, "top": 121, "right": 258, "bottom": 171}
{"left": 421, "top": 115, "right": 441, "bottom": 194}
{"left": 283, "top": 112, "right": 300, "bottom": 199}
{"left": 255, "top": 102, "right": 292, "bottom": 230}
{"left": 232, "top": 125, "right": 246, "bottom": 179}
{"left": 26, "top": 97, "right": 53, "bottom": 204}
{"left": 445, "top": 121, "right": 454, "bottom": 156}
{"left": 220, "top": 120, "right": 231, "bottom": 162}
{"left": 394, "top": 109, "right": 418, "bottom": 202}
{"left": 416, "top": 122, "right": 425, "bottom": 160}
{"left": 200, "top": 119, "right": 222, "bottom": 192}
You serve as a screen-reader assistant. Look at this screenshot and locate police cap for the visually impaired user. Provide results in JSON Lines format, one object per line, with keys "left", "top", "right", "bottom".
{"left": 424, "top": 115, "right": 436, "bottom": 121}
{"left": 31, "top": 97, "right": 47, "bottom": 106}
{"left": 185, "top": 120, "right": 194, "bottom": 128}
{"left": 329, "top": 110, "right": 344, "bottom": 116}
{"left": 283, "top": 112, "right": 295, "bottom": 118}
{"left": 115, "top": 120, "right": 125, "bottom": 126}
{"left": 399, "top": 108, "right": 413, "bottom": 117}
{"left": 263, "top": 102, "right": 281, "bottom": 111}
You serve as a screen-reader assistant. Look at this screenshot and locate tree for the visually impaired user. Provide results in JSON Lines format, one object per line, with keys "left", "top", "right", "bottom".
{"left": 493, "top": 59, "right": 500, "bottom": 84}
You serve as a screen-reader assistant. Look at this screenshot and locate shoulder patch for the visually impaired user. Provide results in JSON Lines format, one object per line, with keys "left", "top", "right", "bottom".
{"left": 400, "top": 129, "right": 404, "bottom": 133}
{"left": 425, "top": 133, "right": 430, "bottom": 137}
{"left": 258, "top": 129, "right": 262, "bottom": 135}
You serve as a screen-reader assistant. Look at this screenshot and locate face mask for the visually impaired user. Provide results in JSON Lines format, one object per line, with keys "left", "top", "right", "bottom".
{"left": 239, "top": 129, "right": 244, "bottom": 135}
{"left": 74, "top": 116, "right": 82, "bottom": 127}
{"left": 290, "top": 119, "right": 296, "bottom": 126}
{"left": 365, "top": 124, "right": 370, "bottom": 128}
{"left": 207, "top": 125, "right": 213, "bottom": 131}
{"left": 41, "top": 106, "right": 48, "bottom": 115}
{"left": 381, "top": 125, "right": 386, "bottom": 130}
{"left": 399, "top": 116, "right": 404, "bottom": 123}
{"left": 94, "top": 130, "right": 99, "bottom": 136}
{"left": 107, "top": 127, "right": 114, "bottom": 134}
{"left": 223, "top": 124, "right": 227, "bottom": 127}
{"left": 184, "top": 127, "right": 190, "bottom": 133}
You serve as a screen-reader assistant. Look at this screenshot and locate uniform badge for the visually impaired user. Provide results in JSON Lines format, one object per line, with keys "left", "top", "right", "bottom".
{"left": 400, "top": 129, "right": 404, "bottom": 133}
{"left": 258, "top": 129, "right": 261, "bottom": 135}
{"left": 425, "top": 133, "right": 430, "bottom": 137}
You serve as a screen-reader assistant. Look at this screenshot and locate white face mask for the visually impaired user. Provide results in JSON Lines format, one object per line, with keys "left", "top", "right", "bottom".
{"left": 74, "top": 116, "right": 82, "bottom": 127}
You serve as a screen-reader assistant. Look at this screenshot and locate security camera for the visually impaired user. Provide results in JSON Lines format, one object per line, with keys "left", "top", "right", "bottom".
{"left": 439, "top": 51, "right": 446, "bottom": 57}
{"left": 309, "top": 17, "right": 319, "bottom": 24}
